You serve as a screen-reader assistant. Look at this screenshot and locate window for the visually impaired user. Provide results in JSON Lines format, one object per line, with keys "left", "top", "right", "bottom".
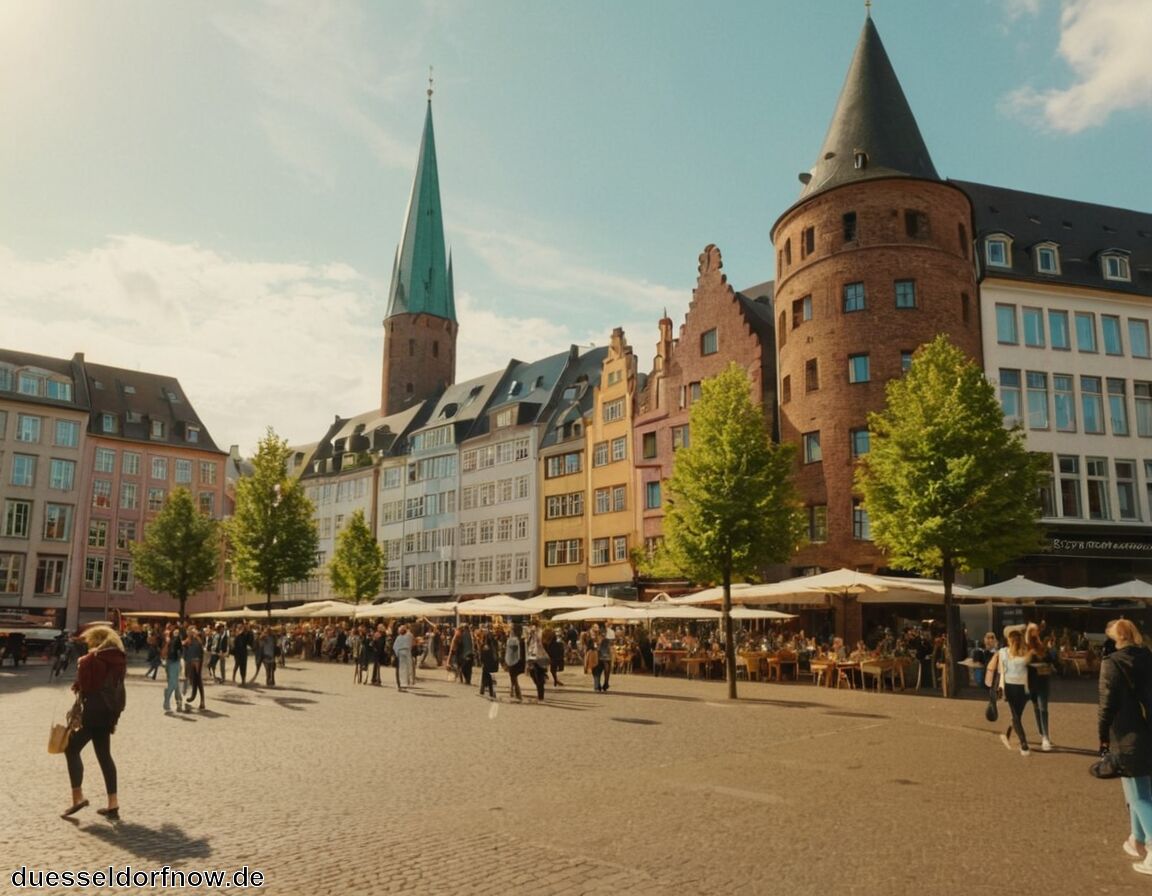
{"left": 151, "top": 457, "right": 168, "bottom": 480}
{"left": 594, "top": 487, "right": 611, "bottom": 515}
{"left": 852, "top": 499, "right": 871, "bottom": 540}
{"left": 642, "top": 432, "right": 657, "bottom": 459}
{"left": 1102, "top": 253, "right": 1131, "bottom": 282}
{"left": 986, "top": 237, "right": 1010, "bottom": 267}
{"left": 689, "top": 382, "right": 702, "bottom": 405}
{"left": 0, "top": 409, "right": 5, "bottom": 437}
{"left": 1086, "top": 456, "right": 1110, "bottom": 519}
{"left": 843, "top": 282, "right": 866, "bottom": 312}
{"left": 784, "top": 239, "right": 791, "bottom": 266}
{"left": 120, "top": 482, "right": 139, "bottom": 510}
{"left": 613, "top": 536, "right": 628, "bottom": 563}
{"left": 602, "top": 398, "right": 625, "bottom": 423}
{"left": 801, "top": 226, "right": 815, "bottom": 258}
{"left": 92, "top": 479, "right": 112, "bottom": 508}
{"left": 808, "top": 505, "right": 827, "bottom": 543}
{"left": 200, "top": 461, "right": 217, "bottom": 485}
{"left": 588, "top": 441, "right": 608, "bottom": 467}
{"left": 995, "top": 304, "right": 1018, "bottom": 344}
{"left": 894, "top": 280, "right": 916, "bottom": 309}
{"left": 611, "top": 436, "right": 627, "bottom": 462}
{"left": 1081, "top": 376, "right": 1104, "bottom": 434}
{"left": 792, "top": 295, "right": 812, "bottom": 327}
{"left": 1075, "top": 312, "right": 1097, "bottom": 352}
{"left": 805, "top": 359, "right": 819, "bottom": 392}
{"left": 645, "top": 481, "right": 661, "bottom": 510}
{"left": 111, "top": 558, "right": 133, "bottom": 593}
{"left": 999, "top": 370, "right": 1022, "bottom": 422}
{"left": 1035, "top": 453, "right": 1056, "bottom": 517}
{"left": 1054, "top": 375, "right": 1076, "bottom": 432}
{"left": 848, "top": 354, "right": 870, "bottom": 384}
{"left": 1049, "top": 310, "right": 1070, "bottom": 349}
{"left": 150, "top": 419, "right": 165, "bottom": 440}
{"left": 701, "top": 328, "right": 718, "bottom": 355}
{"left": 0, "top": 369, "right": 8, "bottom": 392}
{"left": 671, "top": 425, "right": 690, "bottom": 451}
{"left": 1137, "top": 382, "right": 1152, "bottom": 437}
{"left": 88, "top": 519, "right": 108, "bottom": 548}
{"left": 55, "top": 420, "right": 79, "bottom": 447}
{"left": 1022, "top": 308, "right": 1045, "bottom": 348}
{"left": 1130, "top": 320, "right": 1151, "bottom": 358}
{"left": 1108, "top": 378, "right": 1129, "bottom": 436}
{"left": 1058, "top": 455, "right": 1081, "bottom": 517}
{"left": 496, "top": 517, "right": 513, "bottom": 542}
{"left": 803, "top": 431, "right": 821, "bottom": 464}
{"left": 612, "top": 485, "right": 626, "bottom": 512}
{"left": 43, "top": 504, "right": 72, "bottom": 541}
{"left": 781, "top": 376, "right": 791, "bottom": 403}
{"left": 34, "top": 556, "right": 66, "bottom": 595}
{"left": 1102, "top": 316, "right": 1123, "bottom": 355}
{"left": 900, "top": 351, "right": 914, "bottom": 373}
{"left": 16, "top": 414, "right": 41, "bottom": 443}
{"left": 185, "top": 426, "right": 200, "bottom": 444}
{"left": 514, "top": 514, "right": 528, "bottom": 540}
{"left": 904, "top": 210, "right": 929, "bottom": 238}
{"left": 0, "top": 553, "right": 23, "bottom": 593}
{"left": 843, "top": 212, "right": 857, "bottom": 242}
{"left": 1145, "top": 461, "right": 1152, "bottom": 524}
{"left": 1116, "top": 460, "right": 1139, "bottom": 520}
{"left": 18, "top": 372, "right": 42, "bottom": 395}
{"left": 10, "top": 454, "right": 35, "bottom": 487}
{"left": 4, "top": 500, "right": 31, "bottom": 537}
{"left": 148, "top": 488, "right": 166, "bottom": 512}
{"left": 545, "top": 493, "right": 583, "bottom": 519}
{"left": 94, "top": 448, "right": 116, "bottom": 473}
{"left": 83, "top": 556, "right": 105, "bottom": 590}
{"left": 1026, "top": 372, "right": 1049, "bottom": 430}
{"left": 49, "top": 459, "right": 75, "bottom": 490}
{"left": 122, "top": 452, "right": 140, "bottom": 476}
{"left": 850, "top": 429, "right": 870, "bottom": 457}
{"left": 1035, "top": 244, "right": 1060, "bottom": 274}
{"left": 545, "top": 452, "right": 582, "bottom": 478}
{"left": 99, "top": 414, "right": 118, "bottom": 434}
{"left": 591, "top": 538, "right": 610, "bottom": 566}
{"left": 545, "top": 539, "right": 582, "bottom": 566}
{"left": 175, "top": 459, "right": 192, "bottom": 484}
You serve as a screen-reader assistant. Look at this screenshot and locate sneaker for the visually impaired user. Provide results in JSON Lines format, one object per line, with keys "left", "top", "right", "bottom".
{"left": 1041, "top": 737, "right": 1052, "bottom": 752}
{"left": 1020, "top": 747, "right": 1031, "bottom": 756}
{"left": 1124, "top": 838, "right": 1142, "bottom": 858}
{"left": 1133, "top": 856, "right": 1152, "bottom": 876}
{"left": 999, "top": 733, "right": 1013, "bottom": 751}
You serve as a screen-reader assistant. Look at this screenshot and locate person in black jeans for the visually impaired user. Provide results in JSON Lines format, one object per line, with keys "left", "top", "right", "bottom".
{"left": 232, "top": 623, "right": 252, "bottom": 685}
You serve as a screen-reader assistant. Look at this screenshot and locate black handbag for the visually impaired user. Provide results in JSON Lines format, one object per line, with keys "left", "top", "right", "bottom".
{"left": 1090, "top": 751, "right": 1123, "bottom": 779}
{"left": 984, "top": 691, "right": 999, "bottom": 723}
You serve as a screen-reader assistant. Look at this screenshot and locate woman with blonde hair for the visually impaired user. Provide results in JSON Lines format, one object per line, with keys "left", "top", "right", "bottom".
{"left": 61, "top": 626, "right": 127, "bottom": 821}
{"left": 986, "top": 626, "right": 1034, "bottom": 755}
{"left": 1025, "top": 622, "right": 1056, "bottom": 751}
{"left": 1098, "top": 618, "right": 1152, "bottom": 873}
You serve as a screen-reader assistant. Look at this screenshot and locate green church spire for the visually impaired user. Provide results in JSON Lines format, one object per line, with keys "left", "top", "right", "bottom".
{"left": 385, "top": 97, "right": 456, "bottom": 322}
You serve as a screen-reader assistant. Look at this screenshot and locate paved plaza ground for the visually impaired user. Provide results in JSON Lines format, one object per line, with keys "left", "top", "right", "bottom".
{"left": 0, "top": 652, "right": 1145, "bottom": 895}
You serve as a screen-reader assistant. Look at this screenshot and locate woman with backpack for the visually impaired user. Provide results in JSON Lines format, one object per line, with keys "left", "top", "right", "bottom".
{"left": 61, "top": 626, "right": 127, "bottom": 821}
{"left": 504, "top": 622, "right": 525, "bottom": 702}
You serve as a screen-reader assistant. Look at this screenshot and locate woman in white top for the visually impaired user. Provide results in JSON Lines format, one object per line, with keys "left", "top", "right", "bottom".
{"left": 987, "top": 627, "right": 1034, "bottom": 755}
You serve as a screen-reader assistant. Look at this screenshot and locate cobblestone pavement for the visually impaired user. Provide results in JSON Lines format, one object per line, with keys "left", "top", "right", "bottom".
{"left": 0, "top": 655, "right": 1144, "bottom": 895}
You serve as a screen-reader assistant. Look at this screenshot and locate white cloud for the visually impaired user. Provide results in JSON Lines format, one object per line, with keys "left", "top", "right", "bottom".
{"left": 1002, "top": 0, "right": 1152, "bottom": 132}
{"left": 1003, "top": 0, "right": 1042, "bottom": 21}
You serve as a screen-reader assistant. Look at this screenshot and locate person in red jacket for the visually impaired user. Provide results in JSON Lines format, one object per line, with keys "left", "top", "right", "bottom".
{"left": 61, "top": 626, "right": 127, "bottom": 821}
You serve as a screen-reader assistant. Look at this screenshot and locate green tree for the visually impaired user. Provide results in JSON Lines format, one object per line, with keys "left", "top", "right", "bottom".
{"left": 229, "top": 429, "right": 320, "bottom": 620}
{"left": 131, "top": 488, "right": 220, "bottom": 622}
{"left": 329, "top": 509, "right": 384, "bottom": 605}
{"left": 855, "top": 335, "right": 1044, "bottom": 696}
{"left": 664, "top": 363, "right": 806, "bottom": 699}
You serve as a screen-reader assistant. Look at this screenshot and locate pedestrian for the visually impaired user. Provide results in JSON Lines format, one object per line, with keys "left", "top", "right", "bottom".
{"left": 1097, "top": 618, "right": 1152, "bottom": 874}
{"left": 232, "top": 623, "right": 252, "bottom": 685}
{"left": 478, "top": 631, "right": 499, "bottom": 700}
{"left": 143, "top": 634, "right": 161, "bottom": 680}
{"left": 161, "top": 625, "right": 184, "bottom": 714}
{"left": 61, "top": 625, "right": 126, "bottom": 821}
{"left": 1025, "top": 622, "right": 1056, "bottom": 751}
{"left": 393, "top": 625, "right": 414, "bottom": 690}
{"left": 209, "top": 622, "right": 229, "bottom": 683}
{"left": 258, "top": 626, "right": 277, "bottom": 687}
{"left": 183, "top": 626, "right": 206, "bottom": 712}
{"left": 986, "top": 626, "right": 1033, "bottom": 755}
{"left": 450, "top": 624, "right": 475, "bottom": 685}
{"left": 543, "top": 627, "right": 565, "bottom": 686}
{"left": 504, "top": 622, "right": 524, "bottom": 702}
{"left": 597, "top": 625, "right": 614, "bottom": 693}
{"left": 525, "top": 625, "right": 547, "bottom": 703}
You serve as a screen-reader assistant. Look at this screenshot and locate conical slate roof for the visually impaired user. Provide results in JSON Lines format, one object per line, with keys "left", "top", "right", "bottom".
{"left": 799, "top": 17, "right": 937, "bottom": 199}
{"left": 385, "top": 100, "right": 456, "bottom": 322}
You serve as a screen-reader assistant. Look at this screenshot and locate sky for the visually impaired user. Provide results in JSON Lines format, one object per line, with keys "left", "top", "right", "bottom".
{"left": 2, "top": 0, "right": 1150, "bottom": 455}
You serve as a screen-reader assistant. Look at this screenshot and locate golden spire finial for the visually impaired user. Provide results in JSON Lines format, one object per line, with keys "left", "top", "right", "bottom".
{"left": 427, "top": 65, "right": 434, "bottom": 101}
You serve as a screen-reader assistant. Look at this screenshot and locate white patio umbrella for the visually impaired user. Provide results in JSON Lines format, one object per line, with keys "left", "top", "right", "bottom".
{"left": 729, "top": 607, "right": 797, "bottom": 620}
{"left": 965, "top": 575, "right": 1084, "bottom": 602}
{"left": 522, "top": 593, "right": 627, "bottom": 612}
{"left": 640, "top": 604, "right": 723, "bottom": 620}
{"left": 550, "top": 605, "right": 649, "bottom": 622}
{"left": 280, "top": 600, "right": 357, "bottom": 618}
{"left": 1085, "top": 579, "right": 1152, "bottom": 602}
{"left": 354, "top": 598, "right": 457, "bottom": 619}
{"left": 190, "top": 606, "right": 262, "bottom": 619}
{"left": 455, "top": 594, "right": 539, "bottom": 616}
{"left": 671, "top": 582, "right": 829, "bottom": 606}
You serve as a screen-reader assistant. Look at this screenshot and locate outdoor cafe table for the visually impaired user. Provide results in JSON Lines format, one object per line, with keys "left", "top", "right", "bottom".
{"left": 653, "top": 649, "right": 687, "bottom": 675}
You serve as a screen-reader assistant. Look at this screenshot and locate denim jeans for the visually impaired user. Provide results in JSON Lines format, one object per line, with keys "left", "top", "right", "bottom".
{"left": 163, "top": 660, "right": 182, "bottom": 709}
{"left": 1030, "top": 679, "right": 1050, "bottom": 739}
{"left": 1122, "top": 776, "right": 1152, "bottom": 844}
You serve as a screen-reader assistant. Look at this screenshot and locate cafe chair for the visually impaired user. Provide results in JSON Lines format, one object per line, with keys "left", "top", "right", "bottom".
{"left": 835, "top": 665, "right": 855, "bottom": 689}
{"left": 860, "top": 660, "right": 885, "bottom": 692}
{"left": 735, "top": 655, "right": 752, "bottom": 681}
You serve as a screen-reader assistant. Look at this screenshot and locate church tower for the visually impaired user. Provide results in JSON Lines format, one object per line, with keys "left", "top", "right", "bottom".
{"left": 381, "top": 91, "right": 458, "bottom": 416}
{"left": 771, "top": 14, "right": 981, "bottom": 571}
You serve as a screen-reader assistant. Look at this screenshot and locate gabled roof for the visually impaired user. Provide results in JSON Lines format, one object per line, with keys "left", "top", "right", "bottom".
{"left": 468, "top": 347, "right": 576, "bottom": 439}
{"left": 954, "top": 179, "right": 1152, "bottom": 297}
{"left": 539, "top": 346, "right": 609, "bottom": 449}
{"left": 385, "top": 100, "right": 456, "bottom": 323}
{"left": 83, "top": 361, "right": 223, "bottom": 453}
{"left": 736, "top": 281, "right": 775, "bottom": 345}
{"left": 797, "top": 16, "right": 938, "bottom": 200}
{"left": 420, "top": 365, "right": 510, "bottom": 441}
{"left": 300, "top": 400, "right": 431, "bottom": 479}
{"left": 0, "top": 349, "right": 89, "bottom": 411}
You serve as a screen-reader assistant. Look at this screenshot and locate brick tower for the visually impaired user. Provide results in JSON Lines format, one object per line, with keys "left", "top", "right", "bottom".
{"left": 771, "top": 14, "right": 981, "bottom": 572}
{"left": 381, "top": 93, "right": 458, "bottom": 416}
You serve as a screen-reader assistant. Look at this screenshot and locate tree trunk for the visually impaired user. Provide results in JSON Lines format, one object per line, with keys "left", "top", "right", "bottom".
{"left": 723, "top": 567, "right": 737, "bottom": 700}
{"left": 265, "top": 591, "right": 273, "bottom": 623}
{"left": 942, "top": 560, "right": 963, "bottom": 698}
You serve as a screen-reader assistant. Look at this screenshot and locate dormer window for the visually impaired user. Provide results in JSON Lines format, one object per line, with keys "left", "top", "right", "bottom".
{"left": 853, "top": 150, "right": 868, "bottom": 170}
{"left": 1034, "top": 243, "right": 1061, "bottom": 275}
{"left": 1102, "top": 252, "right": 1132, "bottom": 282}
{"left": 150, "top": 419, "right": 166, "bottom": 440}
{"left": 985, "top": 235, "right": 1012, "bottom": 268}
{"left": 185, "top": 426, "right": 200, "bottom": 444}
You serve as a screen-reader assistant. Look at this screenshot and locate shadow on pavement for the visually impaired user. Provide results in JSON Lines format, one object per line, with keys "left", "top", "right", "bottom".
{"left": 603, "top": 688, "right": 830, "bottom": 710}
{"left": 399, "top": 689, "right": 449, "bottom": 699}
{"left": 78, "top": 820, "right": 213, "bottom": 861}
{"left": 271, "top": 697, "right": 316, "bottom": 711}
{"left": 824, "top": 710, "right": 891, "bottom": 720}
